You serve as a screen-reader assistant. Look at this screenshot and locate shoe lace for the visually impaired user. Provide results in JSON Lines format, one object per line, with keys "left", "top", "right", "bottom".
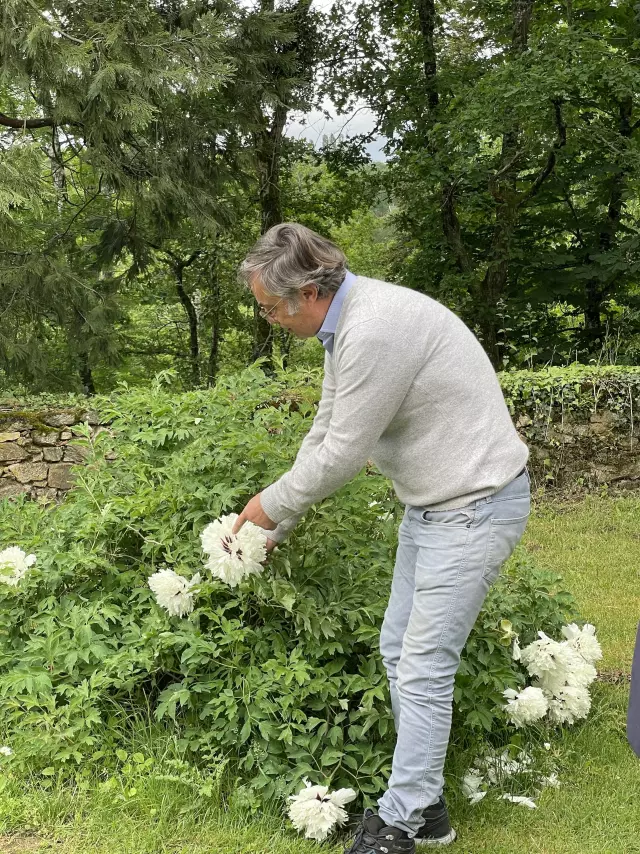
{"left": 348, "top": 823, "right": 396, "bottom": 854}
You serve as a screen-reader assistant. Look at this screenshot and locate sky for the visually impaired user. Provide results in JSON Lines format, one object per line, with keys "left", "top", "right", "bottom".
{"left": 286, "top": 99, "right": 387, "bottom": 161}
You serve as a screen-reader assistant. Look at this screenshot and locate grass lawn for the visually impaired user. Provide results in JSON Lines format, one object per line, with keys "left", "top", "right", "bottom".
{"left": 524, "top": 493, "right": 640, "bottom": 672}
{"left": 1, "top": 494, "right": 639, "bottom": 854}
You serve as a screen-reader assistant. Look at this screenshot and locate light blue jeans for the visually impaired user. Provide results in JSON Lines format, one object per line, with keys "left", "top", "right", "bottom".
{"left": 377, "top": 470, "right": 531, "bottom": 836}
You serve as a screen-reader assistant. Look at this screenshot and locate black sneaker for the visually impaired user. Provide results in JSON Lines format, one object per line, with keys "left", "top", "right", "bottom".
{"left": 345, "top": 809, "right": 415, "bottom": 854}
{"left": 415, "top": 797, "right": 456, "bottom": 846}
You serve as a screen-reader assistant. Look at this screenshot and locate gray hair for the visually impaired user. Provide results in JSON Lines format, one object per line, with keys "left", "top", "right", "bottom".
{"left": 239, "top": 223, "right": 347, "bottom": 311}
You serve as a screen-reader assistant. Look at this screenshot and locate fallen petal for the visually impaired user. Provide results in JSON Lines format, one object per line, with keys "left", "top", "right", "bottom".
{"left": 501, "top": 794, "right": 537, "bottom": 809}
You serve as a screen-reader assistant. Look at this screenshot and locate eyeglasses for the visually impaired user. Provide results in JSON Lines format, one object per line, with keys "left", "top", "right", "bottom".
{"left": 258, "top": 295, "right": 286, "bottom": 320}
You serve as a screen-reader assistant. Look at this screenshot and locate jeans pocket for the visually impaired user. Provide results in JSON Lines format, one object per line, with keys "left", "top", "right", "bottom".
{"left": 421, "top": 506, "right": 476, "bottom": 528}
{"left": 483, "top": 512, "right": 530, "bottom": 583}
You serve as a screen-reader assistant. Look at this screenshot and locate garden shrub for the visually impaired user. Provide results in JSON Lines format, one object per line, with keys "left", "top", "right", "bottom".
{"left": 0, "top": 366, "right": 578, "bottom": 802}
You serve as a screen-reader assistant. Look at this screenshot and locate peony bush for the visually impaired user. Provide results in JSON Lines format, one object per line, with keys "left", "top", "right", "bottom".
{"left": 0, "top": 366, "right": 583, "bottom": 804}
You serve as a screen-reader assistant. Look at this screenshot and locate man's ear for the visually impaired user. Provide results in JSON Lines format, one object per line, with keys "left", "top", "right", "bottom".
{"left": 300, "top": 284, "right": 318, "bottom": 303}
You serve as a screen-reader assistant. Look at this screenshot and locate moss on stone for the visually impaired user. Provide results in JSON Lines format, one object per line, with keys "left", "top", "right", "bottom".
{"left": 0, "top": 409, "right": 84, "bottom": 432}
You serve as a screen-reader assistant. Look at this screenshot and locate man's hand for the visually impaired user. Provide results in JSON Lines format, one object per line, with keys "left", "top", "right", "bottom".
{"left": 233, "top": 492, "right": 277, "bottom": 535}
{"left": 266, "top": 538, "right": 277, "bottom": 555}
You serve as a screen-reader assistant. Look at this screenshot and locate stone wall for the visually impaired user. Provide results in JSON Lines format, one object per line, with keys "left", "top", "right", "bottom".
{"left": 518, "top": 408, "right": 639, "bottom": 492}
{"left": 0, "top": 408, "right": 104, "bottom": 503}
{"left": 0, "top": 389, "right": 639, "bottom": 505}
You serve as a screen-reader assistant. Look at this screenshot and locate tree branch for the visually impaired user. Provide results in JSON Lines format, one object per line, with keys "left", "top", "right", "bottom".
{"left": 562, "top": 189, "right": 587, "bottom": 249}
{"left": 520, "top": 99, "right": 567, "bottom": 206}
{"left": 0, "top": 112, "right": 54, "bottom": 129}
{"left": 162, "top": 248, "right": 203, "bottom": 269}
{"left": 47, "top": 177, "right": 104, "bottom": 247}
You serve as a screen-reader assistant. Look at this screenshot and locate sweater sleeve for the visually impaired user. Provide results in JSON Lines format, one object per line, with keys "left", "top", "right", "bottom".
{"left": 264, "top": 351, "right": 337, "bottom": 542}
{"left": 261, "top": 318, "right": 417, "bottom": 524}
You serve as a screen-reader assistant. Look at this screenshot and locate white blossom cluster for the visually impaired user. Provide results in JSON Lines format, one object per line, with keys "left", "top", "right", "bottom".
{"left": 505, "top": 623, "right": 602, "bottom": 728}
{"left": 147, "top": 514, "right": 269, "bottom": 617}
{"left": 0, "top": 547, "right": 36, "bottom": 587}
{"left": 462, "top": 747, "right": 560, "bottom": 810}
{"left": 148, "top": 569, "right": 200, "bottom": 617}
{"left": 288, "top": 780, "right": 356, "bottom": 842}
{"left": 200, "top": 513, "right": 267, "bottom": 587}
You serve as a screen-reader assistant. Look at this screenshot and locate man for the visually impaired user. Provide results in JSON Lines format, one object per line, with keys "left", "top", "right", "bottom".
{"left": 233, "top": 223, "right": 530, "bottom": 852}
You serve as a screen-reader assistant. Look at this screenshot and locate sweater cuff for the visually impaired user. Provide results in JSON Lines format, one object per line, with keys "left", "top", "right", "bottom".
{"left": 260, "top": 481, "right": 289, "bottom": 524}
{"left": 266, "top": 515, "right": 301, "bottom": 544}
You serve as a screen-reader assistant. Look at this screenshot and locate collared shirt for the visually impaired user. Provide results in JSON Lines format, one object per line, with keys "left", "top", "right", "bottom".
{"left": 316, "top": 270, "right": 357, "bottom": 355}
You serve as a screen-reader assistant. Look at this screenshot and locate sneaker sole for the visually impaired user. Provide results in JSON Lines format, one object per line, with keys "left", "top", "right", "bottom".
{"left": 415, "top": 828, "right": 457, "bottom": 847}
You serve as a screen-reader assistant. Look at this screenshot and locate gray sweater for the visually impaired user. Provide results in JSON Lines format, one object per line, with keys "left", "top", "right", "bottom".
{"left": 261, "top": 276, "right": 528, "bottom": 541}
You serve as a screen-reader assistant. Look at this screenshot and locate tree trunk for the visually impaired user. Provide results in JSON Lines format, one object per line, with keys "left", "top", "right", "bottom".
{"left": 441, "top": 182, "right": 472, "bottom": 274}
{"left": 476, "top": 0, "right": 535, "bottom": 367}
{"left": 207, "top": 321, "right": 220, "bottom": 387}
{"left": 583, "top": 279, "right": 604, "bottom": 346}
{"left": 278, "top": 327, "right": 293, "bottom": 368}
{"left": 249, "top": 0, "right": 313, "bottom": 365}
{"left": 71, "top": 305, "right": 96, "bottom": 394}
{"left": 415, "top": 0, "right": 438, "bottom": 111}
{"left": 414, "top": 5, "right": 473, "bottom": 281}
{"left": 582, "top": 95, "right": 633, "bottom": 349}
{"left": 479, "top": 130, "right": 521, "bottom": 366}
{"left": 174, "top": 260, "right": 200, "bottom": 387}
{"left": 78, "top": 351, "right": 96, "bottom": 395}
{"left": 207, "top": 256, "right": 221, "bottom": 387}
{"left": 252, "top": 99, "right": 288, "bottom": 365}
{"left": 257, "top": 100, "right": 287, "bottom": 234}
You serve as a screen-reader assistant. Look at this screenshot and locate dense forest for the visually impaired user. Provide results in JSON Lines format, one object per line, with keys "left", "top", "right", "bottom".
{"left": 1, "top": 0, "right": 639, "bottom": 394}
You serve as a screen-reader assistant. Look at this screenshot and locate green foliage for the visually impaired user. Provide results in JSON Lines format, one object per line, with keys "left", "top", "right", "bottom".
{"left": 326, "top": 0, "right": 640, "bottom": 366}
{"left": 0, "top": 368, "right": 577, "bottom": 805}
{"left": 498, "top": 364, "right": 640, "bottom": 420}
{"left": 0, "top": 1, "right": 330, "bottom": 393}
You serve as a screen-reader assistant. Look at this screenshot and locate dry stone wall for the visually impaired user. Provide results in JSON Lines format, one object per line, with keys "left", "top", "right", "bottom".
{"left": 518, "top": 408, "right": 639, "bottom": 492}
{"left": 0, "top": 408, "right": 104, "bottom": 503}
{"left": 1, "top": 385, "right": 639, "bottom": 506}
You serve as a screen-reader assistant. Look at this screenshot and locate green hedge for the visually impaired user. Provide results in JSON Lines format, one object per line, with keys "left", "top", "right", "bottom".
{"left": 499, "top": 365, "right": 640, "bottom": 421}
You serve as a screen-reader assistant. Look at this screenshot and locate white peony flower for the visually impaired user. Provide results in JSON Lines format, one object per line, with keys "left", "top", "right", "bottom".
{"left": 503, "top": 686, "right": 549, "bottom": 728}
{"left": 563, "top": 654, "right": 597, "bottom": 690}
{"left": 561, "top": 623, "right": 603, "bottom": 665}
{"left": 547, "top": 685, "right": 591, "bottom": 725}
{"left": 148, "top": 569, "right": 200, "bottom": 617}
{"left": 520, "top": 632, "right": 572, "bottom": 677}
{"left": 201, "top": 514, "right": 267, "bottom": 587}
{"left": 288, "top": 780, "right": 356, "bottom": 842}
{"left": 0, "top": 547, "right": 36, "bottom": 586}
{"left": 520, "top": 633, "right": 585, "bottom": 695}
{"left": 500, "top": 794, "right": 537, "bottom": 809}
{"left": 0, "top": 746, "right": 12, "bottom": 756}
{"left": 462, "top": 770, "right": 487, "bottom": 804}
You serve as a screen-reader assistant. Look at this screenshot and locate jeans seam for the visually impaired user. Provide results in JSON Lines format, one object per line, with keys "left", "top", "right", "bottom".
{"left": 488, "top": 493, "right": 530, "bottom": 504}
{"left": 416, "top": 524, "right": 471, "bottom": 811}
{"left": 491, "top": 513, "right": 530, "bottom": 526}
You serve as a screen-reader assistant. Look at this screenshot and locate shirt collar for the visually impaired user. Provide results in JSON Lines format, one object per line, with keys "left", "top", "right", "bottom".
{"left": 317, "top": 270, "right": 357, "bottom": 354}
